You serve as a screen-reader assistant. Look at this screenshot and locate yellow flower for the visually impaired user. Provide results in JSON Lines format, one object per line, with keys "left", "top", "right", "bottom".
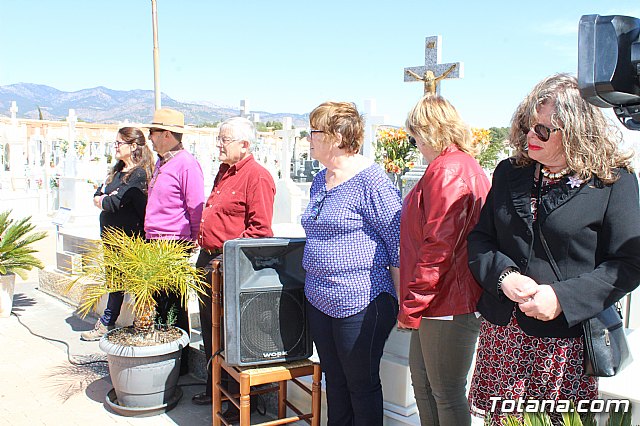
{"left": 472, "top": 128, "right": 491, "bottom": 147}
{"left": 375, "top": 126, "right": 419, "bottom": 176}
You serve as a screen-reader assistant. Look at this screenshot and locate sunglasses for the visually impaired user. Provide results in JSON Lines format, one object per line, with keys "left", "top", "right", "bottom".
{"left": 310, "top": 189, "right": 327, "bottom": 220}
{"left": 522, "top": 123, "right": 561, "bottom": 142}
{"left": 408, "top": 136, "right": 417, "bottom": 147}
{"left": 148, "top": 128, "right": 165, "bottom": 137}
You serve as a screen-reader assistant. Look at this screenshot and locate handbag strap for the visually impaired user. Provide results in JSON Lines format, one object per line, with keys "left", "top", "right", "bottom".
{"left": 535, "top": 165, "right": 564, "bottom": 281}
{"left": 535, "top": 166, "right": 623, "bottom": 317}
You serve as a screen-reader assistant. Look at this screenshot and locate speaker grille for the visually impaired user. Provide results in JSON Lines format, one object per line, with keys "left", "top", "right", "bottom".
{"left": 239, "top": 289, "right": 308, "bottom": 363}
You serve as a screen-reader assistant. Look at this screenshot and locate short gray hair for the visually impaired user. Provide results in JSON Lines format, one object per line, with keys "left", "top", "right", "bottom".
{"left": 220, "top": 117, "right": 256, "bottom": 147}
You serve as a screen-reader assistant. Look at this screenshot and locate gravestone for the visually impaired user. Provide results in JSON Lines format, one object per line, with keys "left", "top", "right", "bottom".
{"left": 273, "top": 117, "right": 304, "bottom": 227}
{"left": 402, "top": 35, "right": 464, "bottom": 194}
{"left": 240, "top": 99, "right": 250, "bottom": 118}
{"left": 63, "top": 109, "right": 78, "bottom": 177}
{"left": 58, "top": 109, "right": 97, "bottom": 226}
{"left": 404, "top": 35, "right": 463, "bottom": 96}
{"left": 362, "top": 99, "right": 388, "bottom": 160}
{"left": 5, "top": 102, "right": 28, "bottom": 188}
{"left": 402, "top": 165, "right": 428, "bottom": 198}
{"left": 10, "top": 101, "right": 18, "bottom": 124}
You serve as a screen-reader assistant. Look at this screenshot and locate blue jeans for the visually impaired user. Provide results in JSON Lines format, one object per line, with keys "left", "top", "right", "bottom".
{"left": 307, "top": 292, "right": 398, "bottom": 426}
{"left": 100, "top": 291, "right": 124, "bottom": 326}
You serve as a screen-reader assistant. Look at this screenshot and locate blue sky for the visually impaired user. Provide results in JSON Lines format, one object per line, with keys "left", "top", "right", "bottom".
{"left": 2, "top": 1, "right": 640, "bottom": 128}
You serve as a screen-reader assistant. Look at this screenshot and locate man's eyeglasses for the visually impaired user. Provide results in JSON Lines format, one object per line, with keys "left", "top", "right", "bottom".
{"left": 408, "top": 136, "right": 417, "bottom": 147}
{"left": 310, "top": 189, "right": 327, "bottom": 221}
{"left": 216, "top": 137, "right": 242, "bottom": 146}
{"left": 114, "top": 141, "right": 133, "bottom": 148}
{"left": 309, "top": 129, "right": 325, "bottom": 140}
{"left": 522, "top": 123, "right": 561, "bottom": 142}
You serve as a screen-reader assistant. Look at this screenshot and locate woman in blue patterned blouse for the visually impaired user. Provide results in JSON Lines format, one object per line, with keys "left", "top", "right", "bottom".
{"left": 301, "top": 101, "right": 402, "bottom": 426}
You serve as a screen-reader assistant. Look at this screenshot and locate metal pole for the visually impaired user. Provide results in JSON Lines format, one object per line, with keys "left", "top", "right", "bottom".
{"left": 151, "top": 0, "right": 161, "bottom": 111}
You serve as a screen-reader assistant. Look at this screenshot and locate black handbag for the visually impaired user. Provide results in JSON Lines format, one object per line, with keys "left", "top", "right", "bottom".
{"left": 535, "top": 169, "right": 630, "bottom": 377}
{"left": 581, "top": 303, "right": 629, "bottom": 377}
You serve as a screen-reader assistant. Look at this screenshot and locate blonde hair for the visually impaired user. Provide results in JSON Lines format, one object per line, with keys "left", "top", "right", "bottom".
{"left": 510, "top": 73, "right": 633, "bottom": 183}
{"left": 405, "top": 94, "right": 477, "bottom": 156}
{"left": 309, "top": 101, "right": 364, "bottom": 154}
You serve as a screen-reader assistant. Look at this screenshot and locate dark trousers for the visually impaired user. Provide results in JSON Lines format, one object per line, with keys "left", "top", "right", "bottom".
{"left": 409, "top": 313, "right": 480, "bottom": 426}
{"left": 196, "top": 250, "right": 216, "bottom": 395}
{"left": 100, "top": 291, "right": 124, "bottom": 326}
{"left": 152, "top": 238, "right": 193, "bottom": 375}
{"left": 307, "top": 292, "right": 398, "bottom": 426}
{"left": 156, "top": 289, "right": 191, "bottom": 375}
{"left": 196, "top": 249, "right": 241, "bottom": 398}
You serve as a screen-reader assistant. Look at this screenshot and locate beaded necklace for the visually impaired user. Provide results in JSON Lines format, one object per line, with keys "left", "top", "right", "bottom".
{"left": 541, "top": 166, "right": 571, "bottom": 180}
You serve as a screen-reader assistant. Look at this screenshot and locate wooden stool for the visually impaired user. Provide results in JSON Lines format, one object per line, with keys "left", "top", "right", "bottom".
{"left": 209, "top": 259, "right": 321, "bottom": 426}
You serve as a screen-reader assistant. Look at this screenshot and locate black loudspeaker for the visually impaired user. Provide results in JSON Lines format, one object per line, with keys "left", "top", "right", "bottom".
{"left": 222, "top": 237, "right": 311, "bottom": 366}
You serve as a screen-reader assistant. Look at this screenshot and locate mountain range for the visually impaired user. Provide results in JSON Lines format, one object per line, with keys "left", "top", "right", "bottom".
{"left": 0, "top": 83, "right": 309, "bottom": 127}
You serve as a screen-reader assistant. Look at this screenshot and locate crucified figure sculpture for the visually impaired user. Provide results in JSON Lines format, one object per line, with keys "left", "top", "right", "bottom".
{"left": 405, "top": 63, "right": 457, "bottom": 95}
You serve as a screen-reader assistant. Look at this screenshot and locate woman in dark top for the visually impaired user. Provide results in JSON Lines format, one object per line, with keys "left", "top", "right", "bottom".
{"left": 80, "top": 127, "right": 154, "bottom": 341}
{"left": 467, "top": 74, "right": 640, "bottom": 424}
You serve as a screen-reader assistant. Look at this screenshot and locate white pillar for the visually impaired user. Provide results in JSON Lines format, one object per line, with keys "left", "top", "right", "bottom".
{"left": 362, "top": 99, "right": 387, "bottom": 160}
{"left": 63, "top": 109, "right": 78, "bottom": 177}
{"left": 273, "top": 117, "right": 304, "bottom": 228}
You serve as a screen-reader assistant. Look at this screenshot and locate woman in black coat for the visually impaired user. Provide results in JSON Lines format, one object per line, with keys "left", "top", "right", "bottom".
{"left": 467, "top": 74, "right": 640, "bottom": 424}
{"left": 80, "top": 127, "right": 154, "bottom": 341}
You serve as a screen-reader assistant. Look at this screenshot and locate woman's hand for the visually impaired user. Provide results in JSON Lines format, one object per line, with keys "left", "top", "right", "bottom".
{"left": 501, "top": 272, "right": 539, "bottom": 303}
{"left": 518, "top": 285, "right": 562, "bottom": 321}
{"left": 93, "top": 195, "right": 103, "bottom": 209}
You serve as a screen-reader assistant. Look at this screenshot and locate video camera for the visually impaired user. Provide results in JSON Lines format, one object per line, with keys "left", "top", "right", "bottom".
{"left": 578, "top": 14, "right": 640, "bottom": 130}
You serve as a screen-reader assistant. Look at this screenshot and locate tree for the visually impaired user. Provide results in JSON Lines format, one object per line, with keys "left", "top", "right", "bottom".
{"left": 196, "top": 121, "right": 219, "bottom": 128}
{"left": 475, "top": 126, "right": 510, "bottom": 171}
{"left": 266, "top": 120, "right": 283, "bottom": 130}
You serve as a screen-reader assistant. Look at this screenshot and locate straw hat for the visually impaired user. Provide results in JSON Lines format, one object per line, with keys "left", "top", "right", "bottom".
{"left": 144, "top": 108, "right": 186, "bottom": 133}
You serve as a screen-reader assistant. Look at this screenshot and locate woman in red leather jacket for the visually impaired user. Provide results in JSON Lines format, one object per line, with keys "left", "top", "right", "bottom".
{"left": 398, "top": 95, "right": 490, "bottom": 426}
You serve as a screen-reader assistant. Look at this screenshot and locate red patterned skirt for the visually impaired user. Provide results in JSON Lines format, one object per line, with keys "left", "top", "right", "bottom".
{"left": 468, "top": 313, "right": 598, "bottom": 425}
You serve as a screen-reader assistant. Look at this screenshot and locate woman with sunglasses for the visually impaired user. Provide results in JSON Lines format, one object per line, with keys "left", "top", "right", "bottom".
{"left": 397, "top": 95, "right": 490, "bottom": 426}
{"left": 80, "top": 127, "right": 155, "bottom": 341}
{"left": 301, "top": 101, "right": 401, "bottom": 426}
{"left": 467, "top": 74, "right": 640, "bottom": 424}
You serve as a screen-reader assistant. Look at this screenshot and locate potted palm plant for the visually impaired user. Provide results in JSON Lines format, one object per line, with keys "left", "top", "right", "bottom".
{"left": 69, "top": 227, "right": 206, "bottom": 415}
{"left": 0, "top": 210, "right": 47, "bottom": 318}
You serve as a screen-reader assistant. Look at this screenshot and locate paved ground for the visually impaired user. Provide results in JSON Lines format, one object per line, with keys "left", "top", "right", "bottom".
{"left": 0, "top": 218, "right": 281, "bottom": 426}
{"left": 0, "top": 279, "right": 216, "bottom": 426}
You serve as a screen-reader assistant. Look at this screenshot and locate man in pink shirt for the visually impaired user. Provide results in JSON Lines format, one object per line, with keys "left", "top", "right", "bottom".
{"left": 144, "top": 108, "right": 205, "bottom": 375}
{"left": 145, "top": 108, "right": 204, "bottom": 241}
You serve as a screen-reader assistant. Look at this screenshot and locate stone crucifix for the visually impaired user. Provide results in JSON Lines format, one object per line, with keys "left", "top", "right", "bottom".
{"left": 404, "top": 35, "right": 463, "bottom": 95}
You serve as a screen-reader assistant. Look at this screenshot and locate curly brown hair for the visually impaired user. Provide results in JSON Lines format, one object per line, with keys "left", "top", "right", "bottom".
{"left": 309, "top": 101, "right": 364, "bottom": 154}
{"left": 510, "top": 73, "right": 633, "bottom": 183}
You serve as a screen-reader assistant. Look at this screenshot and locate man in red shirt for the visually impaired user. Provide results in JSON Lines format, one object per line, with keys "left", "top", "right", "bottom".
{"left": 192, "top": 117, "right": 276, "bottom": 411}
